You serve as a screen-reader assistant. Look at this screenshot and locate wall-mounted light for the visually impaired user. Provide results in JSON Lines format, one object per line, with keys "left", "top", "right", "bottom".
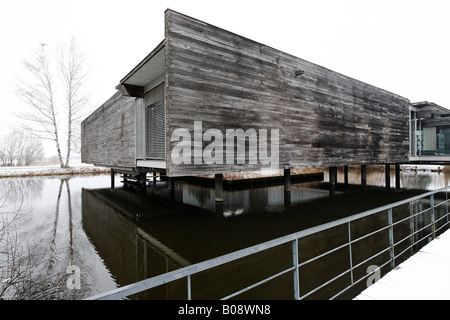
{"left": 295, "top": 70, "right": 305, "bottom": 77}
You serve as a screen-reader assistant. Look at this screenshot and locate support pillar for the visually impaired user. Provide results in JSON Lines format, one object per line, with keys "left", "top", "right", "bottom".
{"left": 284, "top": 169, "right": 292, "bottom": 206}
{"left": 215, "top": 174, "right": 223, "bottom": 202}
{"left": 361, "top": 164, "right": 367, "bottom": 193}
{"left": 110, "top": 169, "right": 115, "bottom": 189}
{"left": 385, "top": 164, "right": 391, "bottom": 189}
{"left": 168, "top": 177, "right": 175, "bottom": 201}
{"left": 284, "top": 169, "right": 291, "bottom": 192}
{"left": 344, "top": 166, "right": 349, "bottom": 187}
{"left": 395, "top": 164, "right": 401, "bottom": 189}
{"left": 329, "top": 166, "right": 337, "bottom": 197}
{"left": 140, "top": 173, "right": 147, "bottom": 192}
{"left": 152, "top": 171, "right": 156, "bottom": 185}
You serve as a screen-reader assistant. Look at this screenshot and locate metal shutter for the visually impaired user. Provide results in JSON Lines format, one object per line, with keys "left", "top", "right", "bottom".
{"left": 145, "top": 83, "right": 166, "bottom": 160}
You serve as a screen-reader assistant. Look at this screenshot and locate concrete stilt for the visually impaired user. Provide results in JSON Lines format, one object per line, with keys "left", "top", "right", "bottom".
{"left": 284, "top": 169, "right": 291, "bottom": 192}
{"left": 110, "top": 169, "right": 115, "bottom": 189}
{"left": 168, "top": 176, "right": 175, "bottom": 200}
{"left": 329, "top": 166, "right": 337, "bottom": 197}
{"left": 344, "top": 166, "right": 349, "bottom": 187}
{"left": 385, "top": 164, "right": 391, "bottom": 189}
{"left": 395, "top": 164, "right": 401, "bottom": 189}
{"left": 284, "top": 169, "right": 292, "bottom": 205}
{"left": 361, "top": 164, "right": 367, "bottom": 193}
{"left": 215, "top": 173, "right": 223, "bottom": 202}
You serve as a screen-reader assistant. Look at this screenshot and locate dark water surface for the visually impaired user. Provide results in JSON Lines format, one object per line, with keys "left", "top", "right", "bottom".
{"left": 1, "top": 167, "right": 449, "bottom": 299}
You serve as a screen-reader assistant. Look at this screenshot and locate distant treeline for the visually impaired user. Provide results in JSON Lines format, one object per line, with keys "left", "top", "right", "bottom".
{"left": 0, "top": 131, "right": 44, "bottom": 166}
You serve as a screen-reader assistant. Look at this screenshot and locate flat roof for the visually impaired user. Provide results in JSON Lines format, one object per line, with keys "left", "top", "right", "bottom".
{"left": 412, "top": 101, "right": 450, "bottom": 116}
{"left": 116, "top": 39, "right": 165, "bottom": 89}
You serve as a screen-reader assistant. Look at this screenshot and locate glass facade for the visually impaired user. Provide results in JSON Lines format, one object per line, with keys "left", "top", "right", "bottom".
{"left": 410, "top": 102, "right": 450, "bottom": 159}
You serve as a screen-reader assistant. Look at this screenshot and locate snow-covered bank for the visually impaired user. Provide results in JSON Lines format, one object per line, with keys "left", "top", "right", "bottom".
{"left": 0, "top": 163, "right": 110, "bottom": 178}
{"left": 401, "top": 164, "right": 448, "bottom": 172}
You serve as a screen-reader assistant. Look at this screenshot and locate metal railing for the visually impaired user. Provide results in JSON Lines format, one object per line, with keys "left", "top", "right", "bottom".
{"left": 86, "top": 186, "right": 450, "bottom": 300}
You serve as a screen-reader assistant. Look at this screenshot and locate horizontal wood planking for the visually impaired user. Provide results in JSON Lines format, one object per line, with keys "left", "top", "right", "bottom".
{"left": 81, "top": 91, "right": 136, "bottom": 168}
{"left": 165, "top": 10, "right": 410, "bottom": 177}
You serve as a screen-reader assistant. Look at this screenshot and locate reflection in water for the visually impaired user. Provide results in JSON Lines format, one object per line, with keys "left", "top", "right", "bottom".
{"left": 81, "top": 174, "right": 444, "bottom": 299}
{"left": 1, "top": 168, "right": 449, "bottom": 299}
{"left": 324, "top": 166, "right": 450, "bottom": 191}
{"left": 0, "top": 175, "right": 116, "bottom": 299}
{"left": 180, "top": 181, "right": 329, "bottom": 214}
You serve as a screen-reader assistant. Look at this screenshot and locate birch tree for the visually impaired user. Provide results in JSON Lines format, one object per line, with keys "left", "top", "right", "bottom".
{"left": 17, "top": 38, "right": 89, "bottom": 168}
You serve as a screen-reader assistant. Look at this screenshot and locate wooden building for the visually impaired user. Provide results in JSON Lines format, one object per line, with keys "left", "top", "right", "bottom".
{"left": 81, "top": 9, "right": 410, "bottom": 183}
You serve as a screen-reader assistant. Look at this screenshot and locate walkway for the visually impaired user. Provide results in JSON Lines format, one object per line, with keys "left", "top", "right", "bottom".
{"left": 354, "top": 229, "right": 450, "bottom": 300}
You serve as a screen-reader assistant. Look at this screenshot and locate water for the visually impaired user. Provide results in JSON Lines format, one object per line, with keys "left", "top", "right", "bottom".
{"left": 0, "top": 167, "right": 449, "bottom": 299}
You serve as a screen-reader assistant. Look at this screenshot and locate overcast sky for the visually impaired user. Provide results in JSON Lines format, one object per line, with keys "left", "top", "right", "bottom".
{"left": 1, "top": 0, "right": 449, "bottom": 156}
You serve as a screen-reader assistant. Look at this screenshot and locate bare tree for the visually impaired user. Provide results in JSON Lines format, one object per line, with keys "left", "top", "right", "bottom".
{"left": 0, "top": 132, "right": 20, "bottom": 166}
{"left": 15, "top": 132, "right": 44, "bottom": 166}
{"left": 56, "top": 38, "right": 89, "bottom": 166}
{"left": 17, "top": 38, "right": 89, "bottom": 168}
{"left": 0, "top": 132, "right": 44, "bottom": 166}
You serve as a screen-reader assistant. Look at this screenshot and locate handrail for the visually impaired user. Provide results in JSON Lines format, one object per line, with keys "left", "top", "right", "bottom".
{"left": 85, "top": 186, "right": 450, "bottom": 300}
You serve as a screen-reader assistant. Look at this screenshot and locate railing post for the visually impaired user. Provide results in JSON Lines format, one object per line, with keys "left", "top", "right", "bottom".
{"left": 187, "top": 275, "right": 191, "bottom": 300}
{"left": 387, "top": 208, "right": 395, "bottom": 268}
{"left": 409, "top": 202, "right": 415, "bottom": 254}
{"left": 430, "top": 194, "right": 436, "bottom": 240}
{"left": 446, "top": 187, "right": 449, "bottom": 224}
{"left": 348, "top": 222, "right": 353, "bottom": 284}
{"left": 292, "top": 239, "right": 300, "bottom": 300}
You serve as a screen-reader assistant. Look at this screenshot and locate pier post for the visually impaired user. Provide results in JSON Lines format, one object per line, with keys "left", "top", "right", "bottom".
{"left": 344, "top": 166, "right": 349, "bottom": 187}
{"left": 361, "top": 165, "right": 367, "bottom": 193}
{"left": 385, "top": 164, "right": 391, "bottom": 189}
{"left": 168, "top": 177, "right": 175, "bottom": 200}
{"left": 140, "top": 173, "right": 147, "bottom": 191}
{"left": 284, "top": 169, "right": 291, "bottom": 192}
{"left": 395, "top": 164, "right": 401, "bottom": 189}
{"left": 110, "top": 169, "right": 115, "bottom": 189}
{"left": 152, "top": 171, "right": 156, "bottom": 185}
{"left": 215, "top": 173, "right": 224, "bottom": 202}
{"left": 284, "top": 169, "right": 292, "bottom": 206}
{"left": 329, "top": 167, "right": 337, "bottom": 197}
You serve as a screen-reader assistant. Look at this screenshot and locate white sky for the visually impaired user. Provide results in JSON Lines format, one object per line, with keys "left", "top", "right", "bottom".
{"left": 1, "top": 0, "right": 449, "bottom": 156}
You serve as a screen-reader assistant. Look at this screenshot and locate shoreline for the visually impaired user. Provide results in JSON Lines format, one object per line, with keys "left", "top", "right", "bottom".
{"left": 0, "top": 164, "right": 110, "bottom": 178}
{"left": 0, "top": 163, "right": 446, "bottom": 179}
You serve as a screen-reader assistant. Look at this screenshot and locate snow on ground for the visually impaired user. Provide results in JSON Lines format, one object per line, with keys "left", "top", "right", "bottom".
{"left": 0, "top": 162, "right": 109, "bottom": 178}
{"left": 355, "top": 228, "right": 450, "bottom": 300}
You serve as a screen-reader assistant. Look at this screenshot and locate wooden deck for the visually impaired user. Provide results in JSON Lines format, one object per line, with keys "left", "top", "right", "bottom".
{"left": 354, "top": 229, "right": 450, "bottom": 300}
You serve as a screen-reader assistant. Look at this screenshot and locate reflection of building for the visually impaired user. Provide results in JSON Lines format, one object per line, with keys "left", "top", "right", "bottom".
{"left": 81, "top": 181, "right": 335, "bottom": 297}
{"left": 410, "top": 102, "right": 450, "bottom": 162}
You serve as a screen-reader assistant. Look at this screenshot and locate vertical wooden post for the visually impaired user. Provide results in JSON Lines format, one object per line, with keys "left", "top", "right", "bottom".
{"left": 110, "top": 169, "right": 115, "bottom": 189}
{"left": 395, "top": 164, "right": 401, "bottom": 189}
{"left": 215, "top": 173, "right": 223, "bottom": 202}
{"left": 284, "top": 169, "right": 291, "bottom": 192}
{"left": 385, "top": 164, "right": 391, "bottom": 189}
{"left": 329, "top": 167, "right": 336, "bottom": 197}
{"left": 361, "top": 164, "right": 367, "bottom": 193}
{"left": 168, "top": 176, "right": 175, "bottom": 201}
{"left": 284, "top": 169, "right": 292, "bottom": 206}
{"left": 152, "top": 171, "right": 156, "bottom": 185}
{"left": 344, "top": 166, "right": 349, "bottom": 187}
{"left": 140, "top": 173, "right": 147, "bottom": 191}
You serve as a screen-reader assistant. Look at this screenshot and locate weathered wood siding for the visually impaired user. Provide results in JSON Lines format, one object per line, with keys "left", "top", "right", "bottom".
{"left": 165, "top": 10, "right": 410, "bottom": 177}
{"left": 81, "top": 91, "right": 136, "bottom": 168}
